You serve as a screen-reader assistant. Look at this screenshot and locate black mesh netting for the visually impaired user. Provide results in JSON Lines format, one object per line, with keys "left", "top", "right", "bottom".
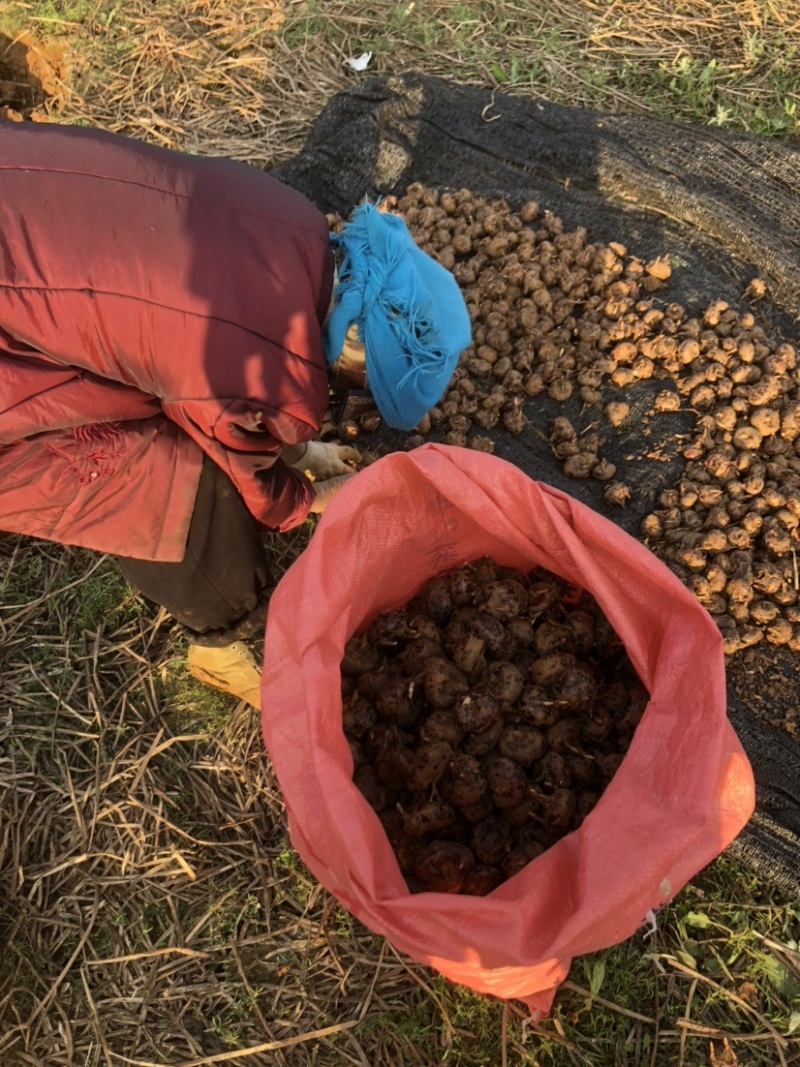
{"left": 273, "top": 73, "right": 800, "bottom": 896}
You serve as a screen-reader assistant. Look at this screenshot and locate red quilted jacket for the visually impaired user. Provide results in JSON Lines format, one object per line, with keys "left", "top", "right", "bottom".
{"left": 0, "top": 121, "right": 333, "bottom": 561}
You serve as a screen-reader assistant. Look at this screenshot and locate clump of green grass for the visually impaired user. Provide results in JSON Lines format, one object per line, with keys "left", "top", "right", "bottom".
{"left": 308, "top": 853, "right": 800, "bottom": 1066}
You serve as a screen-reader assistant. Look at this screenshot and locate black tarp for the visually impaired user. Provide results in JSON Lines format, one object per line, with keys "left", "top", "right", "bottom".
{"left": 274, "top": 73, "right": 800, "bottom": 896}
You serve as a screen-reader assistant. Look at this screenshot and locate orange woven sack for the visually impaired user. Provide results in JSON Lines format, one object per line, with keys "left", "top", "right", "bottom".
{"left": 261, "top": 444, "right": 755, "bottom": 1015}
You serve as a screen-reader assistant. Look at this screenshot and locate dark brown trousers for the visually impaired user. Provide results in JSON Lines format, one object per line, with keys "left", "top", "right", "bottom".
{"left": 116, "top": 459, "right": 272, "bottom": 646}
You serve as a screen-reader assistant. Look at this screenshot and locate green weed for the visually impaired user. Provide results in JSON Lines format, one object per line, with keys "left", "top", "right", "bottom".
{"left": 612, "top": 36, "right": 800, "bottom": 138}
{"left": 751, "top": 98, "right": 798, "bottom": 138}
{"left": 340, "top": 854, "right": 799, "bottom": 1066}
{"left": 164, "top": 662, "right": 238, "bottom": 733}
{"left": 1, "top": 0, "right": 94, "bottom": 35}
{"left": 140, "top": 900, "right": 172, "bottom": 942}
{"left": 211, "top": 892, "right": 262, "bottom": 945}
{"left": 205, "top": 985, "right": 269, "bottom": 1047}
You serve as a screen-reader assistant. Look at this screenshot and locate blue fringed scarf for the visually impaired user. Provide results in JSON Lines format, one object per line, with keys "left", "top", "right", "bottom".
{"left": 323, "top": 202, "right": 471, "bottom": 431}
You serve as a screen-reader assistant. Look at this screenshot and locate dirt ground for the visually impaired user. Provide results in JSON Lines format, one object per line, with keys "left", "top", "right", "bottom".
{"left": 728, "top": 647, "right": 799, "bottom": 738}
{"left": 0, "top": 31, "right": 68, "bottom": 120}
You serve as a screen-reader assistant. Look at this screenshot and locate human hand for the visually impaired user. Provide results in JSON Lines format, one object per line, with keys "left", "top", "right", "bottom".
{"left": 291, "top": 440, "right": 361, "bottom": 480}
{"left": 307, "top": 471, "right": 357, "bottom": 514}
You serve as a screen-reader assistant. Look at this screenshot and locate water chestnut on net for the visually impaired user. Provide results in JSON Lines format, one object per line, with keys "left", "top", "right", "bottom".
{"left": 339, "top": 185, "right": 800, "bottom": 680}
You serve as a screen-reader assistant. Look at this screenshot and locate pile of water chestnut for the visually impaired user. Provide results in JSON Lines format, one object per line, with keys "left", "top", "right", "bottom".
{"left": 341, "top": 557, "right": 648, "bottom": 894}
{"left": 330, "top": 184, "right": 800, "bottom": 661}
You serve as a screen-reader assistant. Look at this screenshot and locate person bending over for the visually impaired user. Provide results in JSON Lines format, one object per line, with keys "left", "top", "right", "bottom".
{"left": 0, "top": 120, "right": 471, "bottom": 709}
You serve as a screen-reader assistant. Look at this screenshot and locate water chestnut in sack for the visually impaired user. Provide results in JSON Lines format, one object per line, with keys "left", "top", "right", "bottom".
{"left": 341, "top": 551, "right": 667, "bottom": 892}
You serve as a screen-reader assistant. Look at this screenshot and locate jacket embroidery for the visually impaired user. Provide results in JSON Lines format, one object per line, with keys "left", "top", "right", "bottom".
{"left": 45, "top": 423, "right": 126, "bottom": 484}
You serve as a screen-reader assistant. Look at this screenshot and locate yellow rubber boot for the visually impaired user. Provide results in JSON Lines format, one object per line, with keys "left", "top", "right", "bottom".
{"left": 187, "top": 641, "right": 262, "bottom": 709}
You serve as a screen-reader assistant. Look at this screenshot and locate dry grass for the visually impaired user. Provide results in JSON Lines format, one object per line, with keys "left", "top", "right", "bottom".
{"left": 6, "top": 0, "right": 800, "bottom": 158}
{"left": 0, "top": 534, "right": 445, "bottom": 1067}
{"left": 2, "top": 1, "right": 800, "bottom": 1064}
{"left": 17, "top": 0, "right": 348, "bottom": 165}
